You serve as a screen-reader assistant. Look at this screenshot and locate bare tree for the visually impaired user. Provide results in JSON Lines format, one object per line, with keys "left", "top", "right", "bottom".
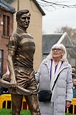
{"left": 37, "top": 0, "right": 76, "bottom": 10}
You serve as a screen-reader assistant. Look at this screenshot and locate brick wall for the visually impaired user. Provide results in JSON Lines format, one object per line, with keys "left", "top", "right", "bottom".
{"left": 0, "top": 9, "right": 13, "bottom": 73}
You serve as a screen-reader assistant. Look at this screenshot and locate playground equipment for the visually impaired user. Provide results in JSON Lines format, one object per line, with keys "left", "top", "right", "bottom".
{"left": 0, "top": 94, "right": 76, "bottom": 114}
{"left": 0, "top": 94, "right": 28, "bottom": 110}
{"left": 66, "top": 98, "right": 76, "bottom": 114}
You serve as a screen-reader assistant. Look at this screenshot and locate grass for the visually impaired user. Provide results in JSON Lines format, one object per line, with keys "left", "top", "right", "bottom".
{"left": 0, "top": 109, "right": 72, "bottom": 115}
{"left": 0, "top": 109, "right": 31, "bottom": 115}
{"left": 65, "top": 113, "right": 72, "bottom": 115}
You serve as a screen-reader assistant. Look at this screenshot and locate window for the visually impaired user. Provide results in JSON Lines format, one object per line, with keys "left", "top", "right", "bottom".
{"left": 3, "top": 15, "right": 10, "bottom": 36}
{"left": 0, "top": 50, "right": 3, "bottom": 73}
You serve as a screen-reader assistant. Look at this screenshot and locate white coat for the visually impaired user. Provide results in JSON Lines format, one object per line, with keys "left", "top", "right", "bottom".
{"left": 35, "top": 58, "right": 73, "bottom": 115}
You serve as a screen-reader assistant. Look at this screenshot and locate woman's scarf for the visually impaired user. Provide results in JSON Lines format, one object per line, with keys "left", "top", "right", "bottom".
{"left": 50, "top": 60, "right": 62, "bottom": 90}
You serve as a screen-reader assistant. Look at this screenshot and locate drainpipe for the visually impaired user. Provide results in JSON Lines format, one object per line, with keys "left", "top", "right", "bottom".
{"left": 17, "top": 0, "right": 19, "bottom": 11}
{"left": 75, "top": 59, "right": 76, "bottom": 70}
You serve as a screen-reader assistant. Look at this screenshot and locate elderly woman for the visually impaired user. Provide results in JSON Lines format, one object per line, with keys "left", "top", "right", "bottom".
{"left": 35, "top": 43, "right": 73, "bottom": 115}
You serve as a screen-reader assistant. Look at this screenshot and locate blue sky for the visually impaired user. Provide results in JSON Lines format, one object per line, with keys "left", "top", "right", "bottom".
{"left": 37, "top": 0, "right": 76, "bottom": 33}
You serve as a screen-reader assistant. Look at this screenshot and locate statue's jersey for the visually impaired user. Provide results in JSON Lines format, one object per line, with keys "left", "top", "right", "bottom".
{"left": 8, "top": 28, "right": 35, "bottom": 70}
{"left": 8, "top": 28, "right": 37, "bottom": 94}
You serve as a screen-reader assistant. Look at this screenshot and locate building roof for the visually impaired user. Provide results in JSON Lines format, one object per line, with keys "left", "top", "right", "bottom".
{"left": 42, "top": 33, "right": 62, "bottom": 54}
{"left": 10, "top": 0, "right": 45, "bottom": 15}
{"left": 43, "top": 32, "right": 76, "bottom": 59}
{"left": 0, "top": 0, "right": 15, "bottom": 13}
{"left": 33, "top": 0, "right": 45, "bottom": 15}
{"left": 57, "top": 33, "right": 76, "bottom": 59}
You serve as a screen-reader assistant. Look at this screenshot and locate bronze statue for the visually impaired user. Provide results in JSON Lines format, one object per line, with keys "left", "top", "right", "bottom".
{"left": 0, "top": 9, "right": 41, "bottom": 115}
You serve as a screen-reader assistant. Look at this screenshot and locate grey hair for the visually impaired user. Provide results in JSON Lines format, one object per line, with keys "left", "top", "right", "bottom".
{"left": 47, "top": 43, "right": 67, "bottom": 61}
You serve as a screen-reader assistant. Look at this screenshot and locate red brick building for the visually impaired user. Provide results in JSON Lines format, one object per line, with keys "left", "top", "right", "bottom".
{"left": 0, "top": 0, "right": 15, "bottom": 73}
